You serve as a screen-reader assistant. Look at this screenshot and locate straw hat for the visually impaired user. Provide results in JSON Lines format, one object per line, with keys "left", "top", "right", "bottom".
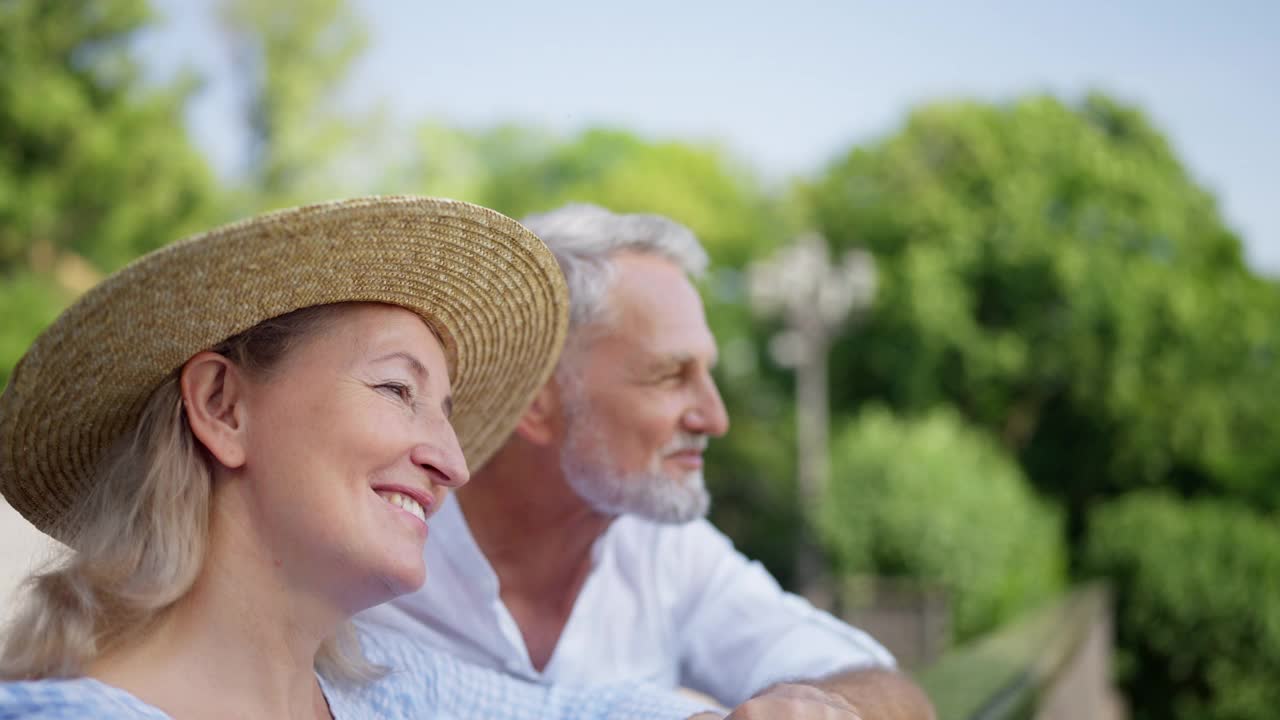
{"left": 0, "top": 196, "right": 568, "bottom": 536}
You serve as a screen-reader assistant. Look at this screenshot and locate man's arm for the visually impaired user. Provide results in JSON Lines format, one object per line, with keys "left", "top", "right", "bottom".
{"left": 725, "top": 667, "right": 935, "bottom": 720}
{"left": 668, "top": 521, "right": 912, "bottom": 708}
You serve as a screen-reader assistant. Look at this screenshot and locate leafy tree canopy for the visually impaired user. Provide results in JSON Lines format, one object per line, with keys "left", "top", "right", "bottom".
{"left": 821, "top": 406, "right": 1065, "bottom": 641}
{"left": 807, "top": 93, "right": 1280, "bottom": 524}
{"left": 1086, "top": 492, "right": 1280, "bottom": 720}
{"left": 410, "top": 124, "right": 790, "bottom": 268}
{"left": 219, "top": 0, "right": 371, "bottom": 210}
{"left": 0, "top": 0, "right": 216, "bottom": 388}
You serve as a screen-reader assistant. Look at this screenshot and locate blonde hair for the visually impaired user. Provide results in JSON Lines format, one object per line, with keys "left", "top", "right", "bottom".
{"left": 0, "top": 304, "right": 377, "bottom": 681}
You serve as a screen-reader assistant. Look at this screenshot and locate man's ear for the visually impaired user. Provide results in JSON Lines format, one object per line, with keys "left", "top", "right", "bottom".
{"left": 180, "top": 351, "right": 249, "bottom": 470}
{"left": 512, "top": 378, "right": 565, "bottom": 446}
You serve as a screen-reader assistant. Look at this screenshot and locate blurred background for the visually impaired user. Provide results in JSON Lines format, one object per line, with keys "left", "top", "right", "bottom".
{"left": 1, "top": 1, "right": 1277, "bottom": 718}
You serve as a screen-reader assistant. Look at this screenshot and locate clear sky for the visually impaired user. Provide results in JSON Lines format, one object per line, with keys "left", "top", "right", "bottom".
{"left": 139, "top": 0, "right": 1280, "bottom": 274}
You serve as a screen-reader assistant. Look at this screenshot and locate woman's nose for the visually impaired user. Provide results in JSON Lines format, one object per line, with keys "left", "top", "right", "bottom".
{"left": 410, "top": 437, "right": 470, "bottom": 488}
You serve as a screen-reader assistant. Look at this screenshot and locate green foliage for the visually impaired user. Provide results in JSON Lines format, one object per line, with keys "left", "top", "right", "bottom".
{"left": 807, "top": 93, "right": 1280, "bottom": 529}
{"left": 0, "top": 0, "right": 216, "bottom": 390}
{"left": 1085, "top": 493, "right": 1280, "bottom": 720}
{"left": 0, "top": 0, "right": 215, "bottom": 273}
{"left": 0, "top": 271, "right": 74, "bottom": 389}
{"left": 220, "top": 0, "right": 372, "bottom": 209}
{"left": 820, "top": 406, "right": 1065, "bottom": 641}
{"left": 407, "top": 123, "right": 559, "bottom": 207}
{"left": 410, "top": 125, "right": 791, "bottom": 268}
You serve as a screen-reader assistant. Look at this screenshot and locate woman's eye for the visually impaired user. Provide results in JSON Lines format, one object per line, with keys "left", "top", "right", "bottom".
{"left": 377, "top": 382, "right": 413, "bottom": 403}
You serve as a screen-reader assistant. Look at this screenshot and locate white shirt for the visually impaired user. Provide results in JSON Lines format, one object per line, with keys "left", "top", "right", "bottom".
{"left": 360, "top": 495, "right": 895, "bottom": 707}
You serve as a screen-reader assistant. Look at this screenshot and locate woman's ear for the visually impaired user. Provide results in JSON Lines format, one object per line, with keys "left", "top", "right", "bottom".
{"left": 512, "top": 378, "right": 564, "bottom": 446}
{"left": 180, "top": 351, "right": 249, "bottom": 469}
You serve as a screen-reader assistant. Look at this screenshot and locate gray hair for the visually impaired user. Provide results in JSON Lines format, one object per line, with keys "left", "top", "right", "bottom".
{"left": 520, "top": 203, "right": 708, "bottom": 338}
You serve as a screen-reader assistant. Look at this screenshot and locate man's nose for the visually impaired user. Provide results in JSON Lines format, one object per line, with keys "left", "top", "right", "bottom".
{"left": 682, "top": 372, "right": 729, "bottom": 437}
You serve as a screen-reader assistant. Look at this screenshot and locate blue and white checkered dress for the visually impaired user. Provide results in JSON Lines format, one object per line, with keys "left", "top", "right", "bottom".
{"left": 0, "top": 627, "right": 718, "bottom": 719}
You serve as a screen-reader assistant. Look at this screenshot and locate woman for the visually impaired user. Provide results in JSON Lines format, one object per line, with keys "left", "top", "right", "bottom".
{"left": 0, "top": 197, "right": 718, "bottom": 719}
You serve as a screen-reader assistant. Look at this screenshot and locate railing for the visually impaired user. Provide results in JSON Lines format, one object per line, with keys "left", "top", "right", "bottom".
{"left": 913, "top": 583, "right": 1119, "bottom": 720}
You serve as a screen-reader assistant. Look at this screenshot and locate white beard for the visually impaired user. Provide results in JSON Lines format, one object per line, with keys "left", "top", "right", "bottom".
{"left": 559, "top": 399, "right": 710, "bottom": 525}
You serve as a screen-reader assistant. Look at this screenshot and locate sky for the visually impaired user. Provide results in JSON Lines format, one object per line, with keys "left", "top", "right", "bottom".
{"left": 138, "top": 0, "right": 1280, "bottom": 274}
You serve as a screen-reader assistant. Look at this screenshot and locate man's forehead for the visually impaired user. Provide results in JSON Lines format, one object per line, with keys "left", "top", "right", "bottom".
{"left": 609, "top": 257, "right": 704, "bottom": 319}
{"left": 591, "top": 306, "right": 719, "bottom": 367}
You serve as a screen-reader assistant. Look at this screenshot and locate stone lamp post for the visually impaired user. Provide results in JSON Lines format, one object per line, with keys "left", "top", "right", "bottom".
{"left": 747, "top": 233, "right": 877, "bottom": 605}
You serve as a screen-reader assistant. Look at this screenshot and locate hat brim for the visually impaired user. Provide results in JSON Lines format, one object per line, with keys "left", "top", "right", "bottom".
{"left": 0, "top": 196, "right": 568, "bottom": 535}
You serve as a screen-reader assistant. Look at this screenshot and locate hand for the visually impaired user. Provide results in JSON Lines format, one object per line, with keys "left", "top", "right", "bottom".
{"left": 724, "top": 683, "right": 864, "bottom": 720}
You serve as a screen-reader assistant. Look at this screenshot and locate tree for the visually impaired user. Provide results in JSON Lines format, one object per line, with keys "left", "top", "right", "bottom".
{"left": 1086, "top": 492, "right": 1280, "bottom": 720}
{"left": 806, "top": 93, "right": 1280, "bottom": 534}
{"left": 820, "top": 406, "right": 1065, "bottom": 641}
{"left": 0, "top": 0, "right": 216, "bottom": 387}
{"left": 218, "top": 0, "right": 371, "bottom": 209}
{"left": 408, "top": 125, "right": 790, "bottom": 268}
{"left": 0, "top": 0, "right": 214, "bottom": 273}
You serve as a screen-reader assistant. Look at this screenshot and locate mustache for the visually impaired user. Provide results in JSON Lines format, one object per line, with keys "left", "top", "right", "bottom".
{"left": 661, "top": 433, "right": 709, "bottom": 455}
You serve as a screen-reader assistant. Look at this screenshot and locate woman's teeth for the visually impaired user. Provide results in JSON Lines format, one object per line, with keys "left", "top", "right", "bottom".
{"left": 377, "top": 491, "right": 427, "bottom": 524}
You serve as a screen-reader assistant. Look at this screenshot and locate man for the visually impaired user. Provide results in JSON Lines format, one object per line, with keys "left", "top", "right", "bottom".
{"left": 363, "top": 204, "right": 934, "bottom": 719}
